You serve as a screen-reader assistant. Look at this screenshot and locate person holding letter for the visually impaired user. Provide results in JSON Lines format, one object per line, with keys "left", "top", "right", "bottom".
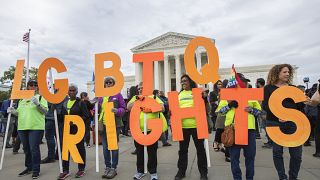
{"left": 127, "top": 82, "right": 167, "bottom": 180}
{"left": 174, "top": 74, "right": 208, "bottom": 180}
{"left": 263, "top": 64, "right": 303, "bottom": 180}
{"left": 57, "top": 84, "right": 90, "bottom": 180}
{"left": 7, "top": 80, "right": 48, "bottom": 179}
{"left": 99, "top": 77, "right": 126, "bottom": 179}
{"left": 222, "top": 73, "right": 261, "bottom": 180}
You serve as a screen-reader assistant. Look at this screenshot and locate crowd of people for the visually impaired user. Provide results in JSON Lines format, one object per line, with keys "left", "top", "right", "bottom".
{"left": 0, "top": 63, "right": 320, "bottom": 180}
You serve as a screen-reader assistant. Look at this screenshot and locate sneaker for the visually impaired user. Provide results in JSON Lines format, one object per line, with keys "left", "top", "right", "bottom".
{"left": 131, "top": 149, "right": 137, "bottom": 155}
{"left": 313, "top": 153, "right": 320, "bottom": 158}
{"left": 163, "top": 142, "right": 172, "bottom": 147}
{"left": 13, "top": 150, "right": 19, "bottom": 155}
{"left": 18, "top": 169, "right": 32, "bottom": 177}
{"left": 5, "top": 144, "right": 13, "bottom": 148}
{"left": 262, "top": 143, "right": 272, "bottom": 149}
{"left": 106, "top": 168, "right": 117, "bottom": 179}
{"left": 200, "top": 174, "right": 208, "bottom": 180}
{"left": 133, "top": 172, "right": 146, "bottom": 180}
{"left": 102, "top": 167, "right": 111, "bottom": 178}
{"left": 75, "top": 170, "right": 86, "bottom": 178}
{"left": 174, "top": 171, "right": 186, "bottom": 180}
{"left": 304, "top": 142, "right": 311, "bottom": 146}
{"left": 41, "top": 157, "right": 56, "bottom": 164}
{"left": 57, "top": 172, "right": 70, "bottom": 180}
{"left": 225, "top": 157, "right": 231, "bottom": 162}
{"left": 32, "top": 172, "right": 40, "bottom": 179}
{"left": 87, "top": 144, "right": 91, "bottom": 148}
{"left": 150, "top": 173, "right": 158, "bottom": 180}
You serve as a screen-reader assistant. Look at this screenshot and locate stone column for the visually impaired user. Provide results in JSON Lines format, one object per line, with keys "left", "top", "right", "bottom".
{"left": 175, "top": 54, "right": 181, "bottom": 91}
{"left": 196, "top": 51, "right": 202, "bottom": 71}
{"left": 154, "top": 61, "right": 159, "bottom": 90}
{"left": 135, "top": 62, "right": 141, "bottom": 85}
{"left": 196, "top": 51, "right": 202, "bottom": 87}
{"left": 164, "top": 55, "right": 170, "bottom": 94}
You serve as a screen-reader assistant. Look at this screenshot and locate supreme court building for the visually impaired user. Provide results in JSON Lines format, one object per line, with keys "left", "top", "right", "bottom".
{"left": 87, "top": 32, "right": 298, "bottom": 99}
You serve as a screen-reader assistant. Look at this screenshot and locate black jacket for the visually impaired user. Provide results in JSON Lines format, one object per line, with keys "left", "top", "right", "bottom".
{"left": 262, "top": 84, "right": 305, "bottom": 123}
{"left": 62, "top": 97, "right": 91, "bottom": 123}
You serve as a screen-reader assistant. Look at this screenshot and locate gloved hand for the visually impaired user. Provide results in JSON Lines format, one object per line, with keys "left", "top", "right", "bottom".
{"left": 111, "top": 108, "right": 117, "bottom": 113}
{"left": 136, "top": 95, "right": 145, "bottom": 101}
{"left": 228, "top": 101, "right": 238, "bottom": 109}
{"left": 31, "top": 96, "right": 40, "bottom": 106}
{"left": 140, "top": 107, "right": 152, "bottom": 113}
{"left": 7, "top": 107, "right": 16, "bottom": 114}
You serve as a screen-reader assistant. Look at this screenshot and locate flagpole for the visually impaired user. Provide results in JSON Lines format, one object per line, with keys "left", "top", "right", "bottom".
{"left": 25, "top": 29, "right": 31, "bottom": 84}
{"left": 48, "top": 69, "right": 63, "bottom": 173}
{"left": 1, "top": 30, "right": 31, "bottom": 169}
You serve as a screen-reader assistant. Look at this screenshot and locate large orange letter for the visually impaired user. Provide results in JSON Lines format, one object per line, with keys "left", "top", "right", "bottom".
{"left": 184, "top": 37, "right": 220, "bottom": 84}
{"left": 133, "top": 52, "right": 164, "bottom": 95}
{"left": 62, "top": 115, "right": 85, "bottom": 164}
{"left": 168, "top": 88, "right": 208, "bottom": 141}
{"left": 103, "top": 102, "right": 118, "bottom": 150}
{"left": 10, "top": 60, "right": 34, "bottom": 99}
{"left": 267, "top": 86, "right": 310, "bottom": 147}
{"left": 38, "top": 58, "right": 68, "bottom": 104}
{"left": 220, "top": 88, "right": 264, "bottom": 145}
{"left": 95, "top": 52, "right": 124, "bottom": 97}
{"left": 129, "top": 97, "right": 163, "bottom": 145}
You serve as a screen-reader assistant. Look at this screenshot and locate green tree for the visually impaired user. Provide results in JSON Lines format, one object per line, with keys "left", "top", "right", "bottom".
{"left": 0, "top": 91, "right": 10, "bottom": 102}
{"left": 0, "top": 66, "right": 38, "bottom": 87}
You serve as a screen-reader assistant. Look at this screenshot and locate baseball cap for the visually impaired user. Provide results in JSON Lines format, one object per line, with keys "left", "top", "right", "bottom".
{"left": 237, "top": 73, "right": 250, "bottom": 82}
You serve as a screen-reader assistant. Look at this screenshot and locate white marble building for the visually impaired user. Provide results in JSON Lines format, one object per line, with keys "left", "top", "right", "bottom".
{"left": 87, "top": 32, "right": 298, "bottom": 99}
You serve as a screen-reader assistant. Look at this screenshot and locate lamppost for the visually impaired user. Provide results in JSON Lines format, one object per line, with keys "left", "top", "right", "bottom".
{"left": 303, "top": 77, "right": 310, "bottom": 90}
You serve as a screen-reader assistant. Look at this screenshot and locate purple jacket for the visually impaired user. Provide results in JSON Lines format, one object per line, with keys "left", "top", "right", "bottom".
{"left": 98, "top": 93, "right": 126, "bottom": 118}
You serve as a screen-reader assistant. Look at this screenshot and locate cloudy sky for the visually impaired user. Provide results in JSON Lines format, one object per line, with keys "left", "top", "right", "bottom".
{"left": 0, "top": 0, "right": 319, "bottom": 92}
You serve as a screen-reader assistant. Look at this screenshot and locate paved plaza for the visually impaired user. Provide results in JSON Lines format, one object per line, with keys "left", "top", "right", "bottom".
{"left": 1, "top": 131, "right": 320, "bottom": 180}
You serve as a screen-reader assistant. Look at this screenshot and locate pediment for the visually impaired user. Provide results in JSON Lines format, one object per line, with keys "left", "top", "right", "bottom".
{"left": 131, "top": 32, "right": 198, "bottom": 53}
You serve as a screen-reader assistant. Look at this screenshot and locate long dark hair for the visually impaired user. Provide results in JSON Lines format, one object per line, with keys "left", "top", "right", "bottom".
{"left": 180, "top": 74, "right": 197, "bottom": 92}
{"left": 128, "top": 86, "right": 138, "bottom": 100}
{"left": 213, "top": 80, "right": 222, "bottom": 93}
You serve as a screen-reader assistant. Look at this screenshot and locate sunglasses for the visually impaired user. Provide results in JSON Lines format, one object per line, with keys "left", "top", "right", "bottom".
{"left": 105, "top": 81, "right": 114, "bottom": 85}
{"left": 181, "top": 79, "right": 189, "bottom": 83}
{"left": 28, "top": 84, "right": 38, "bottom": 87}
{"left": 69, "top": 89, "right": 76, "bottom": 92}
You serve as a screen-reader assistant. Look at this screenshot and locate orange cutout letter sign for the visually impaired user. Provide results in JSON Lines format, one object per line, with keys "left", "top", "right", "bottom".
{"left": 95, "top": 52, "right": 124, "bottom": 97}
{"left": 267, "top": 86, "right": 310, "bottom": 147}
{"left": 184, "top": 37, "right": 220, "bottom": 84}
{"left": 168, "top": 88, "right": 208, "bottom": 141}
{"left": 62, "top": 115, "right": 85, "bottom": 164}
{"left": 11, "top": 60, "right": 34, "bottom": 99}
{"left": 38, "top": 58, "right": 68, "bottom": 104}
{"left": 220, "top": 88, "right": 264, "bottom": 145}
{"left": 103, "top": 102, "right": 118, "bottom": 150}
{"left": 133, "top": 52, "right": 164, "bottom": 96}
{"left": 129, "top": 97, "right": 163, "bottom": 145}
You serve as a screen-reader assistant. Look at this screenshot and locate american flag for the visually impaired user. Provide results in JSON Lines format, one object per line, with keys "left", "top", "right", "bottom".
{"left": 23, "top": 32, "right": 29, "bottom": 42}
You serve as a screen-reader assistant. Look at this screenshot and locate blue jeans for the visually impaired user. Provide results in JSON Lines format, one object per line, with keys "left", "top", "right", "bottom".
{"left": 45, "top": 120, "right": 56, "bottom": 159}
{"left": 101, "top": 126, "right": 120, "bottom": 169}
{"left": 229, "top": 130, "right": 256, "bottom": 180}
{"left": 272, "top": 122, "right": 302, "bottom": 180}
{"left": 18, "top": 130, "right": 44, "bottom": 173}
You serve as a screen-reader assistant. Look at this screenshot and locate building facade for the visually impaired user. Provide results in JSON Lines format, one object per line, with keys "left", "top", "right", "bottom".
{"left": 87, "top": 32, "right": 298, "bottom": 99}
